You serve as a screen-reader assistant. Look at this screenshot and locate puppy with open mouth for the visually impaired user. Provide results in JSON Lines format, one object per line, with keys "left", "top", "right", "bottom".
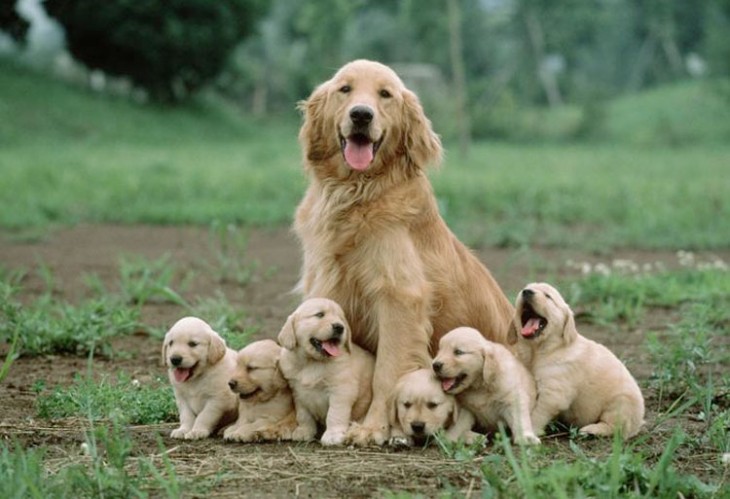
{"left": 433, "top": 327, "right": 540, "bottom": 445}
{"left": 163, "top": 317, "right": 238, "bottom": 440}
{"left": 278, "top": 298, "right": 375, "bottom": 446}
{"left": 223, "top": 339, "right": 297, "bottom": 443}
{"left": 509, "top": 283, "right": 645, "bottom": 438}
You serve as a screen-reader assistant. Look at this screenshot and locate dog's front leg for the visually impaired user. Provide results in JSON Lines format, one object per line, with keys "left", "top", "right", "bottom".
{"left": 185, "top": 401, "right": 226, "bottom": 440}
{"left": 170, "top": 397, "right": 196, "bottom": 439}
{"left": 321, "top": 392, "right": 354, "bottom": 446}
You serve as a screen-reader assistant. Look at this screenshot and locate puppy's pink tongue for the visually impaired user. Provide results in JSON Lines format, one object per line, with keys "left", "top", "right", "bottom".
{"left": 344, "top": 139, "right": 373, "bottom": 171}
{"left": 522, "top": 318, "right": 542, "bottom": 337}
{"left": 322, "top": 340, "right": 341, "bottom": 357}
{"left": 441, "top": 378, "right": 456, "bottom": 392}
{"left": 174, "top": 367, "right": 192, "bottom": 383}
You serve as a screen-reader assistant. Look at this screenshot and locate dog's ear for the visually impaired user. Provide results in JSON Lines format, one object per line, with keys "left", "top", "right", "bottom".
{"left": 343, "top": 320, "right": 353, "bottom": 354}
{"left": 562, "top": 306, "right": 578, "bottom": 345}
{"left": 278, "top": 313, "right": 297, "bottom": 350}
{"left": 160, "top": 335, "right": 169, "bottom": 367}
{"left": 506, "top": 317, "right": 520, "bottom": 345}
{"left": 387, "top": 385, "right": 400, "bottom": 428}
{"left": 207, "top": 331, "right": 227, "bottom": 365}
{"left": 298, "top": 83, "right": 337, "bottom": 164}
{"left": 481, "top": 346, "right": 497, "bottom": 386}
{"left": 447, "top": 397, "right": 459, "bottom": 429}
{"left": 401, "top": 89, "right": 442, "bottom": 169}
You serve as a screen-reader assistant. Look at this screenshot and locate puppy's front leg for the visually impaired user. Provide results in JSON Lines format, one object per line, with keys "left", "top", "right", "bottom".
{"left": 506, "top": 394, "right": 540, "bottom": 445}
{"left": 321, "top": 391, "right": 356, "bottom": 446}
{"left": 185, "top": 401, "right": 226, "bottom": 440}
{"left": 170, "top": 398, "right": 195, "bottom": 439}
{"left": 291, "top": 402, "right": 318, "bottom": 442}
{"left": 445, "top": 407, "right": 476, "bottom": 443}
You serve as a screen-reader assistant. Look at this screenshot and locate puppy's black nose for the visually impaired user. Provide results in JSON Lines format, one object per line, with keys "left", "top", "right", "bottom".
{"left": 522, "top": 289, "right": 534, "bottom": 299}
{"left": 170, "top": 355, "right": 183, "bottom": 367}
{"left": 432, "top": 361, "right": 443, "bottom": 374}
{"left": 332, "top": 323, "right": 344, "bottom": 337}
{"left": 350, "top": 105, "right": 373, "bottom": 126}
{"left": 228, "top": 380, "right": 237, "bottom": 390}
{"left": 411, "top": 422, "right": 426, "bottom": 434}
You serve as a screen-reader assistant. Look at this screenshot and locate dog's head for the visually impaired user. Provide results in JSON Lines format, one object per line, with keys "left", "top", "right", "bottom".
{"left": 432, "top": 327, "right": 492, "bottom": 395}
{"left": 162, "top": 317, "right": 228, "bottom": 384}
{"left": 277, "top": 298, "right": 351, "bottom": 360}
{"left": 228, "top": 339, "right": 287, "bottom": 403}
{"left": 389, "top": 368, "right": 457, "bottom": 444}
{"left": 298, "top": 59, "right": 442, "bottom": 177}
{"left": 507, "top": 282, "right": 577, "bottom": 347}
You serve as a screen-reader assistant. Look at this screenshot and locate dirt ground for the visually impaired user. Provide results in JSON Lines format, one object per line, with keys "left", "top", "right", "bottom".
{"left": 1, "top": 225, "right": 727, "bottom": 497}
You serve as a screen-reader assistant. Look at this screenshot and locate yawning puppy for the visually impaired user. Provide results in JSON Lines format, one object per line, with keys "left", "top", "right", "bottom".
{"left": 432, "top": 327, "right": 540, "bottom": 445}
{"left": 278, "top": 298, "right": 375, "bottom": 446}
{"left": 163, "top": 317, "right": 238, "bottom": 439}
{"left": 223, "top": 339, "right": 297, "bottom": 442}
{"left": 388, "top": 369, "right": 459, "bottom": 446}
{"left": 509, "top": 282, "right": 645, "bottom": 438}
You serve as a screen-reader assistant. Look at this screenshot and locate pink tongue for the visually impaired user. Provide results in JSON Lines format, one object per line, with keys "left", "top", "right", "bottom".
{"left": 441, "top": 378, "right": 456, "bottom": 392}
{"left": 174, "top": 367, "right": 192, "bottom": 383}
{"left": 522, "top": 318, "right": 542, "bottom": 337}
{"left": 322, "top": 341, "right": 341, "bottom": 357}
{"left": 344, "top": 139, "right": 374, "bottom": 171}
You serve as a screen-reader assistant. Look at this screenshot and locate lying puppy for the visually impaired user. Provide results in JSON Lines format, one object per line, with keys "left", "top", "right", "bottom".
{"left": 163, "top": 317, "right": 238, "bottom": 439}
{"left": 509, "top": 282, "right": 645, "bottom": 438}
{"left": 388, "top": 369, "right": 459, "bottom": 446}
{"left": 223, "top": 339, "right": 297, "bottom": 443}
{"left": 433, "top": 327, "right": 540, "bottom": 445}
{"left": 278, "top": 298, "right": 375, "bottom": 446}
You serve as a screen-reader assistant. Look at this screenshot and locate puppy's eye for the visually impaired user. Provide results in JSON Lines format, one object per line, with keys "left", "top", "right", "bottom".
{"left": 188, "top": 341, "right": 198, "bottom": 348}
{"left": 379, "top": 89, "right": 392, "bottom": 98}
{"left": 403, "top": 402, "right": 412, "bottom": 409}
{"left": 247, "top": 366, "right": 258, "bottom": 372}
{"left": 339, "top": 85, "right": 351, "bottom": 94}
{"left": 314, "top": 311, "right": 325, "bottom": 319}
{"left": 454, "top": 349, "right": 464, "bottom": 356}
{"left": 427, "top": 402, "right": 439, "bottom": 410}
{"left": 168, "top": 340, "right": 173, "bottom": 346}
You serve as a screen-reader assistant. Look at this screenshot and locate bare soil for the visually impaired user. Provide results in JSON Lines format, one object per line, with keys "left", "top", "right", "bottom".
{"left": 0, "top": 225, "right": 727, "bottom": 497}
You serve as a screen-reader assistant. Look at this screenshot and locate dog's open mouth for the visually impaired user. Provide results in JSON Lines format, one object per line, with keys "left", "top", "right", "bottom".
{"left": 439, "top": 373, "right": 466, "bottom": 393}
{"left": 310, "top": 337, "right": 342, "bottom": 357}
{"left": 521, "top": 304, "right": 547, "bottom": 339}
{"left": 238, "top": 387, "right": 262, "bottom": 400}
{"left": 340, "top": 133, "right": 383, "bottom": 171}
{"left": 172, "top": 363, "right": 197, "bottom": 383}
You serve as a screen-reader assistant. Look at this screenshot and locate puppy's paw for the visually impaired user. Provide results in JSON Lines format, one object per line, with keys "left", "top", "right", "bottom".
{"left": 320, "top": 429, "right": 346, "bottom": 446}
{"left": 388, "top": 435, "right": 413, "bottom": 448}
{"left": 345, "top": 423, "right": 389, "bottom": 446}
{"left": 515, "top": 433, "right": 541, "bottom": 446}
{"left": 223, "top": 427, "right": 255, "bottom": 443}
{"left": 184, "top": 428, "right": 211, "bottom": 440}
{"left": 292, "top": 425, "right": 317, "bottom": 442}
{"left": 170, "top": 427, "right": 188, "bottom": 439}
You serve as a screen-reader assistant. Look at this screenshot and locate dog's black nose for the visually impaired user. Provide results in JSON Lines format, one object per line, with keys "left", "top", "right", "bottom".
{"left": 228, "top": 380, "right": 237, "bottom": 390}
{"left": 522, "top": 289, "right": 534, "bottom": 299}
{"left": 332, "top": 323, "right": 344, "bottom": 337}
{"left": 432, "top": 361, "right": 443, "bottom": 374}
{"left": 411, "top": 422, "right": 426, "bottom": 434}
{"left": 170, "top": 355, "right": 183, "bottom": 367}
{"left": 349, "top": 105, "right": 373, "bottom": 126}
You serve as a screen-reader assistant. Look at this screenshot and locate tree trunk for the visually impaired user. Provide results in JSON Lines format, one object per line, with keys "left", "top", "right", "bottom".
{"left": 524, "top": 9, "right": 563, "bottom": 107}
{"left": 447, "top": 0, "right": 470, "bottom": 157}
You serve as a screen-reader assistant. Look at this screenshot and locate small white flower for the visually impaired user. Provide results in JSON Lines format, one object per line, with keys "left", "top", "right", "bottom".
{"left": 131, "top": 379, "right": 141, "bottom": 388}
{"left": 81, "top": 442, "right": 90, "bottom": 455}
{"left": 722, "top": 453, "right": 730, "bottom": 466}
{"left": 581, "top": 262, "right": 592, "bottom": 275}
{"left": 595, "top": 263, "right": 611, "bottom": 276}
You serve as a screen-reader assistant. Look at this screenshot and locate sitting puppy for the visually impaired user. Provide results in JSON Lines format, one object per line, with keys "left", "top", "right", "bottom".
{"left": 433, "top": 327, "right": 540, "bottom": 445}
{"left": 509, "top": 282, "right": 645, "bottom": 438}
{"left": 389, "top": 368, "right": 460, "bottom": 446}
{"left": 163, "top": 317, "right": 238, "bottom": 439}
{"left": 278, "top": 298, "right": 375, "bottom": 446}
{"left": 223, "top": 339, "right": 297, "bottom": 442}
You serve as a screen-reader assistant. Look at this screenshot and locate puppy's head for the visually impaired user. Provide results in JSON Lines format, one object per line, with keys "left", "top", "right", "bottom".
{"left": 432, "top": 327, "right": 488, "bottom": 395}
{"left": 228, "top": 339, "right": 287, "bottom": 403}
{"left": 162, "top": 317, "right": 227, "bottom": 384}
{"left": 298, "top": 59, "right": 442, "bottom": 176}
{"left": 389, "top": 369, "right": 457, "bottom": 444}
{"left": 277, "top": 298, "right": 351, "bottom": 360}
{"left": 507, "top": 282, "right": 577, "bottom": 347}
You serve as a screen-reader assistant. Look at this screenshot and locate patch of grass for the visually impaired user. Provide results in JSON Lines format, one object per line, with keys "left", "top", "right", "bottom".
{"left": 118, "top": 254, "right": 191, "bottom": 307}
{"left": 205, "top": 221, "right": 260, "bottom": 286}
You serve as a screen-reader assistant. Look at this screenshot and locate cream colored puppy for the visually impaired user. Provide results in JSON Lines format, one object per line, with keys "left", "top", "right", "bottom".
{"left": 223, "top": 339, "right": 297, "bottom": 443}
{"left": 278, "top": 298, "right": 375, "bottom": 446}
{"left": 163, "top": 317, "right": 238, "bottom": 440}
{"left": 388, "top": 369, "right": 459, "bottom": 446}
{"left": 509, "top": 282, "right": 645, "bottom": 438}
{"left": 433, "top": 327, "right": 540, "bottom": 445}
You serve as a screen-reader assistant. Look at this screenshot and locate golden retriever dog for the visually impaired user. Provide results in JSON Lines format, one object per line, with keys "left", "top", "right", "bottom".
{"left": 388, "top": 369, "right": 459, "bottom": 446}
{"left": 277, "top": 298, "right": 375, "bottom": 446}
{"left": 163, "top": 317, "right": 238, "bottom": 440}
{"left": 223, "top": 339, "right": 297, "bottom": 443}
{"left": 294, "top": 59, "right": 514, "bottom": 445}
{"left": 508, "top": 283, "right": 645, "bottom": 438}
{"left": 433, "top": 327, "right": 540, "bottom": 445}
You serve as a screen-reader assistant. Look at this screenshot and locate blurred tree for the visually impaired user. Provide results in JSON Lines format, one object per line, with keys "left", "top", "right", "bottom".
{"left": 0, "top": 0, "right": 30, "bottom": 45}
{"left": 45, "top": 0, "right": 266, "bottom": 102}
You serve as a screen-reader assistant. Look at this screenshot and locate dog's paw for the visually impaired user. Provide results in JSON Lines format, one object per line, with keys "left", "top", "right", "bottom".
{"left": 223, "top": 427, "right": 254, "bottom": 443}
{"left": 292, "top": 425, "right": 317, "bottom": 442}
{"left": 184, "top": 428, "right": 210, "bottom": 440}
{"left": 320, "top": 429, "right": 346, "bottom": 446}
{"left": 515, "top": 433, "right": 541, "bottom": 446}
{"left": 345, "top": 423, "right": 389, "bottom": 446}
{"left": 170, "top": 427, "right": 188, "bottom": 439}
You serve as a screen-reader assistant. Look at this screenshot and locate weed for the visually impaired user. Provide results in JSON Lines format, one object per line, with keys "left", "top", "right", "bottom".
{"left": 118, "top": 254, "right": 190, "bottom": 307}
{"left": 206, "top": 221, "right": 259, "bottom": 286}
{"left": 433, "top": 431, "right": 487, "bottom": 461}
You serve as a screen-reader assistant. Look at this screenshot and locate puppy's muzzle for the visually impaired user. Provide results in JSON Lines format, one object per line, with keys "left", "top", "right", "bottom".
{"left": 170, "top": 355, "right": 183, "bottom": 367}
{"left": 432, "top": 361, "right": 443, "bottom": 374}
{"left": 410, "top": 421, "right": 426, "bottom": 435}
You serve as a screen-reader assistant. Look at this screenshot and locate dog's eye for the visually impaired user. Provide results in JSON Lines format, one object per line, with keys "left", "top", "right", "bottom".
{"left": 379, "top": 89, "right": 392, "bottom": 98}
{"left": 454, "top": 349, "right": 464, "bottom": 356}
{"left": 247, "top": 366, "right": 258, "bottom": 372}
{"left": 314, "top": 311, "right": 325, "bottom": 319}
{"left": 339, "top": 85, "right": 351, "bottom": 94}
{"left": 427, "top": 402, "right": 439, "bottom": 410}
{"left": 188, "top": 341, "right": 198, "bottom": 348}
{"left": 403, "top": 402, "right": 412, "bottom": 409}
{"left": 168, "top": 340, "right": 173, "bottom": 346}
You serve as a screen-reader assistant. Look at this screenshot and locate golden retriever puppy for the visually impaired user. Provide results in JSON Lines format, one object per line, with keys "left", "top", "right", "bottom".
{"left": 223, "top": 339, "right": 297, "bottom": 443}
{"left": 295, "top": 59, "right": 514, "bottom": 445}
{"left": 388, "top": 369, "right": 460, "bottom": 446}
{"left": 508, "top": 283, "right": 645, "bottom": 438}
{"left": 278, "top": 298, "right": 375, "bottom": 446}
{"left": 162, "top": 317, "right": 238, "bottom": 440}
{"left": 433, "top": 327, "right": 540, "bottom": 445}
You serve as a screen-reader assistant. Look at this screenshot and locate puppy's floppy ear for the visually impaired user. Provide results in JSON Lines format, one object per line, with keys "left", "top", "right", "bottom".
{"left": 401, "top": 89, "right": 442, "bottom": 169}
{"left": 343, "top": 320, "right": 353, "bottom": 354}
{"left": 161, "top": 334, "right": 169, "bottom": 367}
{"left": 481, "top": 346, "right": 497, "bottom": 386}
{"left": 562, "top": 306, "right": 578, "bottom": 345}
{"left": 387, "top": 383, "right": 401, "bottom": 428}
{"left": 506, "top": 317, "right": 520, "bottom": 345}
{"left": 298, "top": 83, "right": 337, "bottom": 163}
{"left": 278, "top": 313, "right": 297, "bottom": 350}
{"left": 207, "top": 330, "right": 227, "bottom": 365}
{"left": 447, "top": 397, "right": 459, "bottom": 429}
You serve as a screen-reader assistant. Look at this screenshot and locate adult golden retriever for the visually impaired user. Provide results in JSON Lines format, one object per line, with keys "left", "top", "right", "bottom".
{"left": 295, "top": 59, "right": 514, "bottom": 444}
{"left": 509, "top": 283, "right": 645, "bottom": 438}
